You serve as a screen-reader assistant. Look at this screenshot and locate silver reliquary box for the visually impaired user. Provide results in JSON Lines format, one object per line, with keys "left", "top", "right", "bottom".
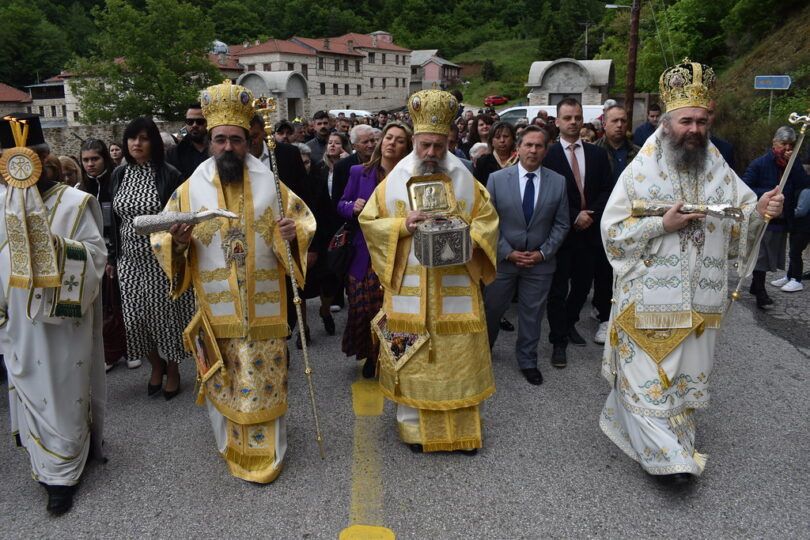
{"left": 407, "top": 174, "right": 471, "bottom": 268}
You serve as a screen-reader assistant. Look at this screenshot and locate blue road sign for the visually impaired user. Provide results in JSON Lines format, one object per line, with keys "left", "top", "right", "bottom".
{"left": 754, "top": 75, "right": 792, "bottom": 90}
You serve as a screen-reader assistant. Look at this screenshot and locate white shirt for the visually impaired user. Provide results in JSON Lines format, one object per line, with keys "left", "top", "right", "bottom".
{"left": 517, "top": 162, "right": 540, "bottom": 208}
{"left": 560, "top": 138, "right": 586, "bottom": 185}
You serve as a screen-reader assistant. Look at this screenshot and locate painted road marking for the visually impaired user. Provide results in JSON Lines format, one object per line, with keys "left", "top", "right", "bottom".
{"left": 338, "top": 377, "right": 395, "bottom": 539}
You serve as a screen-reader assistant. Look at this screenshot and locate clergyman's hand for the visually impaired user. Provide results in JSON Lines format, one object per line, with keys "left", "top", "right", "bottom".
{"left": 662, "top": 201, "right": 705, "bottom": 233}
{"left": 757, "top": 186, "right": 784, "bottom": 219}
{"left": 169, "top": 223, "right": 194, "bottom": 245}
{"left": 405, "top": 211, "right": 429, "bottom": 233}
{"left": 277, "top": 217, "right": 296, "bottom": 241}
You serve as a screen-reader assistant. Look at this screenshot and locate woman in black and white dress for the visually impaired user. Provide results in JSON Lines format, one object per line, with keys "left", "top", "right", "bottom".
{"left": 109, "top": 117, "right": 193, "bottom": 400}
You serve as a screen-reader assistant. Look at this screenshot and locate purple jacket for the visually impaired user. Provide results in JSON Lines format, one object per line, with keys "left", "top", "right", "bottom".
{"left": 337, "top": 164, "right": 382, "bottom": 279}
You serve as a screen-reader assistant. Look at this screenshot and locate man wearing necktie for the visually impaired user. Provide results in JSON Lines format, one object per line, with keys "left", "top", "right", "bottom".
{"left": 484, "top": 126, "right": 570, "bottom": 385}
{"left": 542, "top": 98, "right": 613, "bottom": 368}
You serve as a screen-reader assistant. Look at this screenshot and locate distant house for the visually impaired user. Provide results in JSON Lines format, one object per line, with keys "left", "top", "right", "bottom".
{"left": 410, "top": 50, "right": 461, "bottom": 93}
{"left": 0, "top": 82, "right": 32, "bottom": 115}
{"left": 26, "top": 74, "right": 82, "bottom": 128}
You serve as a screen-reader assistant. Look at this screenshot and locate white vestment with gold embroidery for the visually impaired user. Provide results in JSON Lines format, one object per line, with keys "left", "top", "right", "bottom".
{"left": 599, "top": 127, "right": 763, "bottom": 475}
{"left": 0, "top": 183, "right": 107, "bottom": 485}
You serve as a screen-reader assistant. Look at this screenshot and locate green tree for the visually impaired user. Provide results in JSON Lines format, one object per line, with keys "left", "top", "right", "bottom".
{"left": 209, "top": 0, "right": 262, "bottom": 44}
{"left": 69, "top": 0, "right": 219, "bottom": 123}
{"left": 0, "top": 1, "right": 70, "bottom": 87}
{"left": 481, "top": 59, "right": 500, "bottom": 82}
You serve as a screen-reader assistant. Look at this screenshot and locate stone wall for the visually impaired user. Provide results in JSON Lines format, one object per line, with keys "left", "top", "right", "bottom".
{"left": 43, "top": 121, "right": 184, "bottom": 159}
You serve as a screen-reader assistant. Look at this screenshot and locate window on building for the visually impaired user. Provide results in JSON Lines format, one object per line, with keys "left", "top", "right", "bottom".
{"left": 247, "top": 64, "right": 255, "bottom": 71}
{"left": 357, "top": 84, "right": 361, "bottom": 96}
{"left": 395, "top": 78, "right": 399, "bottom": 88}
{"left": 334, "top": 59, "right": 339, "bottom": 71}
{"left": 343, "top": 59, "right": 348, "bottom": 71}
{"left": 355, "top": 59, "right": 361, "bottom": 71}
{"left": 73, "top": 111, "right": 80, "bottom": 121}
{"left": 368, "top": 52, "right": 375, "bottom": 64}
{"left": 402, "top": 78, "right": 405, "bottom": 87}
{"left": 320, "top": 83, "right": 326, "bottom": 95}
{"left": 333, "top": 83, "right": 338, "bottom": 95}
{"left": 264, "top": 63, "right": 272, "bottom": 71}
{"left": 370, "top": 78, "right": 374, "bottom": 88}
{"left": 344, "top": 83, "right": 349, "bottom": 95}
{"left": 395, "top": 55, "right": 399, "bottom": 65}
{"left": 287, "top": 62, "right": 294, "bottom": 71}
{"left": 318, "top": 57, "right": 324, "bottom": 70}
{"left": 302, "top": 64, "right": 308, "bottom": 77}
{"left": 51, "top": 105, "right": 56, "bottom": 117}
{"left": 62, "top": 105, "right": 66, "bottom": 117}
{"left": 39, "top": 106, "right": 44, "bottom": 116}
{"left": 382, "top": 78, "right": 386, "bottom": 89}
{"left": 27, "top": 106, "right": 32, "bottom": 114}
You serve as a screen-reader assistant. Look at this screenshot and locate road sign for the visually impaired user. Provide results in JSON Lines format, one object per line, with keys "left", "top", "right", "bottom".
{"left": 754, "top": 75, "right": 792, "bottom": 90}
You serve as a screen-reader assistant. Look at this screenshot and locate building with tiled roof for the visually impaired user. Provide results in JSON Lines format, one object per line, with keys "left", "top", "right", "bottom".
{"left": 409, "top": 50, "right": 461, "bottom": 93}
{"left": 0, "top": 83, "right": 32, "bottom": 115}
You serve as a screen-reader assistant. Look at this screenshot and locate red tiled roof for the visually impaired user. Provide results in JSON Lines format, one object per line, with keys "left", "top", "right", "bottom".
{"left": 335, "top": 32, "right": 411, "bottom": 52}
{"left": 0, "top": 82, "right": 31, "bottom": 103}
{"left": 236, "top": 39, "right": 314, "bottom": 57}
{"left": 208, "top": 53, "right": 242, "bottom": 70}
{"left": 290, "top": 36, "right": 365, "bottom": 57}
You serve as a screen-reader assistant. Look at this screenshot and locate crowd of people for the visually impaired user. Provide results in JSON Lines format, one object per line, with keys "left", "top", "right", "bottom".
{"left": 0, "top": 58, "right": 805, "bottom": 517}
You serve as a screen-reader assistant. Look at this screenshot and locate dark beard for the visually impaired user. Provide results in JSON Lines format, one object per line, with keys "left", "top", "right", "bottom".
{"left": 662, "top": 128, "right": 708, "bottom": 172}
{"left": 187, "top": 131, "right": 207, "bottom": 144}
{"left": 216, "top": 151, "right": 244, "bottom": 183}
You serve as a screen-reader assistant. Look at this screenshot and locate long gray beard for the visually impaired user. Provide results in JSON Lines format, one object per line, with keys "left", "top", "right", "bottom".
{"left": 662, "top": 129, "right": 708, "bottom": 173}
{"left": 417, "top": 160, "right": 448, "bottom": 176}
{"left": 216, "top": 151, "right": 244, "bottom": 183}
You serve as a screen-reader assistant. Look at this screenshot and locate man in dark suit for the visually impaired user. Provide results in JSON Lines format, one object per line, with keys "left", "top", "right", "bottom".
{"left": 632, "top": 103, "right": 661, "bottom": 147}
{"left": 485, "top": 126, "right": 569, "bottom": 385}
{"left": 542, "top": 98, "right": 613, "bottom": 368}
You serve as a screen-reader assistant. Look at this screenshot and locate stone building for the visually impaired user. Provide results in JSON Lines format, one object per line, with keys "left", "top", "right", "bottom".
{"left": 26, "top": 74, "right": 82, "bottom": 128}
{"left": 0, "top": 83, "right": 32, "bottom": 115}
{"left": 237, "top": 71, "right": 309, "bottom": 124}
{"left": 409, "top": 50, "right": 461, "bottom": 94}
{"left": 525, "top": 58, "right": 614, "bottom": 107}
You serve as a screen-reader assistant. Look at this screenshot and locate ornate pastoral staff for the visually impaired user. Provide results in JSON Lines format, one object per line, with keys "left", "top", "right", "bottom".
{"left": 727, "top": 110, "right": 810, "bottom": 316}
{"left": 254, "top": 96, "right": 325, "bottom": 459}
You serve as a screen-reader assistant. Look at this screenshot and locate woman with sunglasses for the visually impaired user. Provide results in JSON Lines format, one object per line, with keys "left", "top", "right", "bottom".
{"left": 166, "top": 102, "right": 209, "bottom": 180}
{"left": 109, "top": 117, "right": 193, "bottom": 400}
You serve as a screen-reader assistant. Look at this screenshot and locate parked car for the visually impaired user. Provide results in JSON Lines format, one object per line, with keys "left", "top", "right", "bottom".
{"left": 499, "top": 105, "right": 604, "bottom": 126}
{"left": 484, "top": 95, "right": 509, "bottom": 106}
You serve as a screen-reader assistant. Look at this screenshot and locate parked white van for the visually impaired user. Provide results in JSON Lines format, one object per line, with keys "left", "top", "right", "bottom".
{"left": 499, "top": 105, "right": 603, "bottom": 126}
{"left": 329, "top": 109, "right": 373, "bottom": 118}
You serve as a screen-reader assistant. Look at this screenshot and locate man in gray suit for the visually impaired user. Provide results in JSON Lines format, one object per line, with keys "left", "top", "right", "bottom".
{"left": 484, "top": 126, "right": 569, "bottom": 385}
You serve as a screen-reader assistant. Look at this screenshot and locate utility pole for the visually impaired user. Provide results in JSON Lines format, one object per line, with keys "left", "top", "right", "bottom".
{"left": 579, "top": 22, "right": 594, "bottom": 59}
{"left": 624, "top": 0, "right": 641, "bottom": 128}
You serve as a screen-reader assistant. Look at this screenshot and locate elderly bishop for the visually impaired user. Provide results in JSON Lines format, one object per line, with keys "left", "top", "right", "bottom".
{"left": 151, "top": 81, "right": 315, "bottom": 483}
{"left": 359, "top": 90, "right": 499, "bottom": 453}
{"left": 599, "top": 61, "right": 783, "bottom": 483}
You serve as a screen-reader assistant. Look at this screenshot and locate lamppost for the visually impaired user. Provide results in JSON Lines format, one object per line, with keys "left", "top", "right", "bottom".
{"left": 606, "top": 1, "right": 641, "bottom": 128}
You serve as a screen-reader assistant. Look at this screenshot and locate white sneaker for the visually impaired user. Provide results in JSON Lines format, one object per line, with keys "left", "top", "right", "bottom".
{"left": 330, "top": 305, "right": 341, "bottom": 313}
{"left": 770, "top": 276, "right": 789, "bottom": 287}
{"left": 105, "top": 362, "right": 115, "bottom": 373}
{"left": 126, "top": 357, "right": 142, "bottom": 369}
{"left": 781, "top": 279, "right": 804, "bottom": 292}
{"left": 594, "top": 321, "right": 609, "bottom": 344}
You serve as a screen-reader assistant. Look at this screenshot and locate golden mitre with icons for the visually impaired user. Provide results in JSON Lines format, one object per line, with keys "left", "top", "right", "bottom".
{"left": 659, "top": 58, "right": 716, "bottom": 112}
{"left": 407, "top": 89, "right": 458, "bottom": 136}
{"left": 0, "top": 113, "right": 44, "bottom": 189}
{"left": 200, "top": 79, "right": 255, "bottom": 131}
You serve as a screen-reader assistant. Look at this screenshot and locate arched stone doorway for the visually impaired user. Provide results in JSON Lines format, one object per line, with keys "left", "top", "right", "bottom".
{"left": 237, "top": 71, "right": 309, "bottom": 123}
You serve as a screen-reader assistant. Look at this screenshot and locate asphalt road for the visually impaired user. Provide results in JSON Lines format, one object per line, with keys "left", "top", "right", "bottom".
{"left": 1, "top": 270, "right": 808, "bottom": 539}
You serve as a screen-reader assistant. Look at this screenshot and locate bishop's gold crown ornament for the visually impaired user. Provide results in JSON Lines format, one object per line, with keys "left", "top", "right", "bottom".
{"left": 659, "top": 59, "right": 716, "bottom": 112}
{"left": 200, "top": 79, "right": 255, "bottom": 130}
{"left": 408, "top": 90, "right": 458, "bottom": 136}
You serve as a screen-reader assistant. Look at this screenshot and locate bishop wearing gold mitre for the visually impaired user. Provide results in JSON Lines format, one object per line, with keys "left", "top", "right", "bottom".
{"left": 598, "top": 60, "right": 783, "bottom": 483}
{"left": 151, "top": 81, "right": 315, "bottom": 483}
{"left": 359, "top": 90, "right": 500, "bottom": 453}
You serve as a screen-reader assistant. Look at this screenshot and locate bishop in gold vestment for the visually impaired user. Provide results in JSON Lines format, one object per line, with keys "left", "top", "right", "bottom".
{"left": 359, "top": 90, "right": 499, "bottom": 452}
{"left": 151, "top": 81, "right": 315, "bottom": 483}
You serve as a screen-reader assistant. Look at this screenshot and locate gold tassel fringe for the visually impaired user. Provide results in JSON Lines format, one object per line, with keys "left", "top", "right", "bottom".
{"left": 387, "top": 318, "right": 426, "bottom": 334}
{"left": 692, "top": 450, "right": 708, "bottom": 470}
{"left": 434, "top": 319, "right": 484, "bottom": 335}
{"left": 422, "top": 439, "right": 480, "bottom": 452}
{"left": 222, "top": 446, "right": 275, "bottom": 472}
{"left": 635, "top": 310, "right": 692, "bottom": 329}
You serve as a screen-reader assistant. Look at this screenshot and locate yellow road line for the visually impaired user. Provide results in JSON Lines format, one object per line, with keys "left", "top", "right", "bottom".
{"left": 339, "top": 377, "right": 395, "bottom": 539}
